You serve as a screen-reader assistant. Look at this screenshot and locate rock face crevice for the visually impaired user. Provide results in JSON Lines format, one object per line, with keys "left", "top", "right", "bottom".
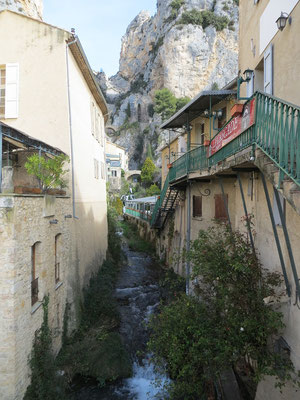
{"left": 98, "top": 0, "right": 239, "bottom": 170}
{"left": 0, "top": 0, "right": 43, "bottom": 19}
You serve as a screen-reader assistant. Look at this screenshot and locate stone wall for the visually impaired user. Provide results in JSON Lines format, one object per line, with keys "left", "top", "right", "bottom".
{"left": 0, "top": 194, "right": 72, "bottom": 400}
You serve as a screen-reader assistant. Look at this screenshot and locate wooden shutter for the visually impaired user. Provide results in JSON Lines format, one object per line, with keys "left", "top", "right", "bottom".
{"left": 193, "top": 195, "right": 202, "bottom": 217}
{"left": 264, "top": 44, "right": 273, "bottom": 95}
{"left": 215, "top": 193, "right": 228, "bottom": 220}
{"left": 5, "top": 63, "right": 19, "bottom": 118}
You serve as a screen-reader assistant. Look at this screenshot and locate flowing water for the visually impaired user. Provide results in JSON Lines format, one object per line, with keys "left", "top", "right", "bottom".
{"left": 69, "top": 242, "right": 169, "bottom": 400}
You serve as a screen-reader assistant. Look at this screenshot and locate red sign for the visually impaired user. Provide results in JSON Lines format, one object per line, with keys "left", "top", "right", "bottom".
{"left": 210, "top": 99, "right": 256, "bottom": 156}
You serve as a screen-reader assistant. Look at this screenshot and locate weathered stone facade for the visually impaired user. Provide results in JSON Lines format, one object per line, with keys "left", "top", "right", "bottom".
{"left": 0, "top": 0, "right": 43, "bottom": 19}
{"left": 0, "top": 194, "right": 72, "bottom": 399}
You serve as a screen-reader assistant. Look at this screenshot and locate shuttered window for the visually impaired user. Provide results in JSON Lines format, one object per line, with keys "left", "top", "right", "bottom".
{"left": 193, "top": 195, "right": 202, "bottom": 217}
{"left": 0, "top": 64, "right": 19, "bottom": 119}
{"left": 264, "top": 44, "right": 273, "bottom": 95}
{"left": 5, "top": 63, "right": 19, "bottom": 119}
{"left": 214, "top": 193, "right": 228, "bottom": 220}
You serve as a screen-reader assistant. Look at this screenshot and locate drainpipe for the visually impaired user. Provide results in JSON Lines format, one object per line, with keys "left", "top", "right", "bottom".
{"left": 66, "top": 36, "right": 79, "bottom": 219}
{"left": 185, "top": 114, "right": 192, "bottom": 295}
{"left": 0, "top": 124, "right": 2, "bottom": 193}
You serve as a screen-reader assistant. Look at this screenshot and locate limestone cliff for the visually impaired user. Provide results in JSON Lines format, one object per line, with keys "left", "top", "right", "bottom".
{"left": 99, "top": 0, "right": 239, "bottom": 170}
{"left": 0, "top": 0, "right": 43, "bottom": 19}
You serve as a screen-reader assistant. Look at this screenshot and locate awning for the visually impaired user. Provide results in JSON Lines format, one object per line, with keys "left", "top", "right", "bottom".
{"left": 160, "top": 90, "right": 236, "bottom": 129}
{"left": 0, "top": 122, "right": 65, "bottom": 156}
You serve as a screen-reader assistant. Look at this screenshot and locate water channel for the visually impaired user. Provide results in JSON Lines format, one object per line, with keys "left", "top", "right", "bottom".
{"left": 69, "top": 240, "right": 169, "bottom": 400}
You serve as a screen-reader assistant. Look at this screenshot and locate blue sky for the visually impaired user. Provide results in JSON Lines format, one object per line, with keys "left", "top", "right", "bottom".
{"left": 43, "top": 0, "right": 157, "bottom": 77}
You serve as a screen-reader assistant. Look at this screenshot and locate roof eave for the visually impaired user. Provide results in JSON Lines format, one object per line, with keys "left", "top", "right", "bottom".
{"left": 67, "top": 36, "right": 109, "bottom": 122}
{"left": 160, "top": 90, "right": 237, "bottom": 130}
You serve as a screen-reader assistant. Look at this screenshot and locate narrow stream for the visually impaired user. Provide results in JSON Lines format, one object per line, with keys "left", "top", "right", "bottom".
{"left": 70, "top": 241, "right": 169, "bottom": 399}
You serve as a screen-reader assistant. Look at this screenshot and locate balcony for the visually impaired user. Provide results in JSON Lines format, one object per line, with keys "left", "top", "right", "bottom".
{"left": 151, "top": 91, "right": 300, "bottom": 227}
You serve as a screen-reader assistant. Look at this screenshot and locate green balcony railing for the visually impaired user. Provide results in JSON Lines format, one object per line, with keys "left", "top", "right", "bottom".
{"left": 255, "top": 91, "right": 300, "bottom": 186}
{"left": 148, "top": 91, "right": 300, "bottom": 227}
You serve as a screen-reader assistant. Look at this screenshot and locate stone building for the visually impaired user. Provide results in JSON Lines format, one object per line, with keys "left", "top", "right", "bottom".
{"left": 127, "top": 1, "right": 300, "bottom": 399}
{"left": 106, "top": 140, "right": 128, "bottom": 191}
{"left": 0, "top": 9, "right": 108, "bottom": 400}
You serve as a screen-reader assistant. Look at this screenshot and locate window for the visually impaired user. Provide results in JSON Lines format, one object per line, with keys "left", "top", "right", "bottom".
{"left": 111, "top": 170, "right": 117, "bottom": 177}
{"left": 264, "top": 44, "right": 273, "bottom": 95}
{"left": 0, "top": 63, "right": 19, "bottom": 119}
{"left": 31, "top": 242, "right": 40, "bottom": 306}
{"left": 273, "top": 190, "right": 285, "bottom": 226}
{"left": 137, "top": 104, "right": 142, "bottom": 122}
{"left": 214, "top": 193, "right": 228, "bottom": 220}
{"left": 94, "top": 159, "right": 99, "bottom": 179}
{"left": 55, "top": 234, "right": 61, "bottom": 284}
{"left": 195, "top": 123, "right": 205, "bottom": 145}
{"left": 193, "top": 195, "right": 202, "bottom": 217}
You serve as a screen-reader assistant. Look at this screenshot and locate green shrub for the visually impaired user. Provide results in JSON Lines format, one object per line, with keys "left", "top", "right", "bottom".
{"left": 177, "top": 9, "right": 229, "bottom": 31}
{"left": 24, "top": 297, "right": 66, "bottom": 399}
{"left": 25, "top": 154, "right": 69, "bottom": 192}
{"left": 146, "top": 183, "right": 161, "bottom": 196}
{"left": 149, "top": 226, "right": 299, "bottom": 398}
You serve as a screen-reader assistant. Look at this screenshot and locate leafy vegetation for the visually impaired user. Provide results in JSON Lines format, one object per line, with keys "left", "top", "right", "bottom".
{"left": 149, "top": 226, "right": 299, "bottom": 399}
{"left": 146, "top": 183, "right": 161, "bottom": 196}
{"left": 164, "top": 0, "right": 185, "bottom": 23}
{"left": 154, "top": 88, "right": 191, "bottom": 121}
{"left": 141, "top": 157, "right": 156, "bottom": 186}
{"left": 149, "top": 36, "right": 165, "bottom": 58}
{"left": 177, "top": 9, "right": 229, "bottom": 31}
{"left": 57, "top": 207, "right": 131, "bottom": 388}
{"left": 120, "top": 220, "right": 155, "bottom": 254}
{"left": 130, "top": 74, "right": 147, "bottom": 93}
{"left": 24, "top": 296, "right": 66, "bottom": 400}
{"left": 25, "top": 154, "right": 69, "bottom": 192}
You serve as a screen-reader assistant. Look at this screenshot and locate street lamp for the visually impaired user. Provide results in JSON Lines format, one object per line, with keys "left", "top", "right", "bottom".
{"left": 237, "top": 68, "right": 254, "bottom": 100}
{"left": 276, "top": 12, "right": 292, "bottom": 31}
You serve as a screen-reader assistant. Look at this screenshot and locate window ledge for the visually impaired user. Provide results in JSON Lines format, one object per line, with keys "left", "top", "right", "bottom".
{"left": 192, "top": 217, "right": 203, "bottom": 221}
{"left": 55, "top": 281, "right": 63, "bottom": 291}
{"left": 31, "top": 301, "right": 42, "bottom": 314}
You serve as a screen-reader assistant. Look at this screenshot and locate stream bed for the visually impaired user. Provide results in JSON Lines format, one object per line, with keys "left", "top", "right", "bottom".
{"left": 69, "top": 242, "right": 169, "bottom": 400}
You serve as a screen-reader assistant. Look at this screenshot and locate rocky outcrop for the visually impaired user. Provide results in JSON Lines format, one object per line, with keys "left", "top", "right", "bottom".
{"left": 0, "top": 0, "right": 43, "bottom": 19}
{"left": 97, "top": 0, "right": 239, "bottom": 169}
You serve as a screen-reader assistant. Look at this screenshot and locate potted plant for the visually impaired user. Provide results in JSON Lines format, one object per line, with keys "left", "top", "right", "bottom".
{"left": 167, "top": 163, "right": 173, "bottom": 169}
{"left": 24, "top": 153, "right": 69, "bottom": 195}
{"left": 203, "top": 140, "right": 210, "bottom": 146}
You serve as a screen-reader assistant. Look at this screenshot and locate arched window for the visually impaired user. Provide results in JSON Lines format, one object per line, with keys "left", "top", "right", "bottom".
{"left": 137, "top": 104, "right": 142, "bottom": 122}
{"left": 55, "top": 234, "right": 62, "bottom": 284}
{"left": 31, "top": 242, "right": 41, "bottom": 305}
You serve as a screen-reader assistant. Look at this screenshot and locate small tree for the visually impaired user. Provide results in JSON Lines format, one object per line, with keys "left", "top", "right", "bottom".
{"left": 154, "top": 88, "right": 177, "bottom": 120}
{"left": 176, "top": 96, "right": 191, "bottom": 111}
{"left": 25, "top": 154, "right": 69, "bottom": 192}
{"left": 141, "top": 157, "right": 156, "bottom": 187}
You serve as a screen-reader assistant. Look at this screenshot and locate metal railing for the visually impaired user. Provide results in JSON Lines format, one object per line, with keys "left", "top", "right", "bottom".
{"left": 130, "top": 91, "right": 300, "bottom": 227}
{"left": 255, "top": 91, "right": 300, "bottom": 187}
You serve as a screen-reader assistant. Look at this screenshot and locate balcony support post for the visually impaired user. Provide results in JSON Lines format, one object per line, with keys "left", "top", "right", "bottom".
{"left": 237, "top": 172, "right": 255, "bottom": 253}
{"left": 274, "top": 187, "right": 300, "bottom": 300}
{"left": 261, "top": 173, "right": 291, "bottom": 296}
